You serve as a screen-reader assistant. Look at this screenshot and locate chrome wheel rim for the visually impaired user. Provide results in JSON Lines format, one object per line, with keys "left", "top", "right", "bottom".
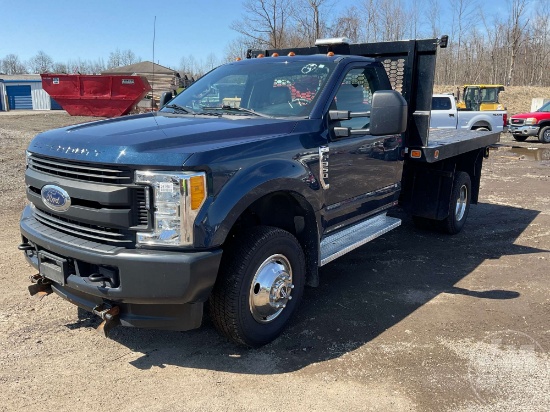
{"left": 455, "top": 184, "right": 468, "bottom": 221}
{"left": 544, "top": 129, "right": 550, "bottom": 141}
{"left": 249, "top": 254, "right": 294, "bottom": 323}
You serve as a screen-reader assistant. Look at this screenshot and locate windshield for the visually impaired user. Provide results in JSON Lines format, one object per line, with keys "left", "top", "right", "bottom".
{"left": 537, "top": 101, "right": 550, "bottom": 112}
{"left": 162, "top": 60, "right": 335, "bottom": 118}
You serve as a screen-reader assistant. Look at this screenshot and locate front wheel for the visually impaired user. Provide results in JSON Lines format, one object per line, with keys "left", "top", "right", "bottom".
{"left": 209, "top": 226, "right": 305, "bottom": 347}
{"left": 440, "top": 171, "right": 471, "bottom": 235}
{"left": 538, "top": 126, "right": 550, "bottom": 143}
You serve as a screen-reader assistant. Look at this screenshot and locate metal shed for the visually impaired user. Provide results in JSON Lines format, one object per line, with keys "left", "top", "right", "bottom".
{"left": 0, "top": 75, "right": 58, "bottom": 111}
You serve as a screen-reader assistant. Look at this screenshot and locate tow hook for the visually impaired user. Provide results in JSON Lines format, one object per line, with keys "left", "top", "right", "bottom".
{"left": 28, "top": 274, "right": 52, "bottom": 299}
{"left": 92, "top": 303, "right": 120, "bottom": 337}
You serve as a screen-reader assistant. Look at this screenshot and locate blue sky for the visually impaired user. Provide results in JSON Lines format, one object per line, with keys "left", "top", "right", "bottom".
{"left": 0, "top": 0, "right": 245, "bottom": 69}
{"left": 0, "top": 0, "right": 512, "bottom": 70}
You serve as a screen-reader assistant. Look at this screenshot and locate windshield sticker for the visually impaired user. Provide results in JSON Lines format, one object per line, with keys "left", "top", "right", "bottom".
{"left": 301, "top": 64, "right": 318, "bottom": 74}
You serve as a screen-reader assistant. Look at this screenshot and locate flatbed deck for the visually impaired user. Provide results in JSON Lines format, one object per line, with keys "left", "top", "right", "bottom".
{"left": 420, "top": 129, "right": 500, "bottom": 162}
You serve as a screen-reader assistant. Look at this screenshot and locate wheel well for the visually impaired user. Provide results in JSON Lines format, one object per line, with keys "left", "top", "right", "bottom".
{"left": 227, "top": 191, "right": 320, "bottom": 286}
{"left": 472, "top": 122, "right": 491, "bottom": 131}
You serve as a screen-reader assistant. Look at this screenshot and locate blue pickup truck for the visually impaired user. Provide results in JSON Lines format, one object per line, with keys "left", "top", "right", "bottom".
{"left": 19, "top": 37, "right": 499, "bottom": 347}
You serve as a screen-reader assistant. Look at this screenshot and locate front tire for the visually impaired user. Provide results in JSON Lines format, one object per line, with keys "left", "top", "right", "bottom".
{"left": 538, "top": 126, "right": 550, "bottom": 143}
{"left": 209, "top": 226, "right": 305, "bottom": 347}
{"left": 440, "top": 171, "right": 471, "bottom": 235}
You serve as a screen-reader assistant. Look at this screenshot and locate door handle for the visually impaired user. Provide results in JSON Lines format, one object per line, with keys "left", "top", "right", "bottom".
{"left": 449, "top": 114, "right": 455, "bottom": 117}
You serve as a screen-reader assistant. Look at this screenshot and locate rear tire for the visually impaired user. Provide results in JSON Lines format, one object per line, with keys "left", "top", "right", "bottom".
{"left": 513, "top": 135, "right": 528, "bottom": 142}
{"left": 209, "top": 226, "right": 305, "bottom": 347}
{"left": 475, "top": 126, "right": 489, "bottom": 131}
{"left": 538, "top": 126, "right": 550, "bottom": 143}
{"left": 440, "top": 171, "right": 471, "bottom": 235}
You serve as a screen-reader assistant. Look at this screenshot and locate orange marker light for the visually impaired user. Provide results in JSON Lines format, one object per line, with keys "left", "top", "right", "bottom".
{"left": 189, "top": 176, "right": 206, "bottom": 210}
{"left": 288, "top": 52, "right": 296, "bottom": 56}
{"left": 434, "top": 149, "right": 440, "bottom": 159}
{"left": 235, "top": 57, "right": 242, "bottom": 61}
{"left": 272, "top": 53, "right": 279, "bottom": 57}
{"left": 327, "top": 51, "right": 335, "bottom": 57}
{"left": 410, "top": 150, "right": 422, "bottom": 158}
{"left": 257, "top": 54, "right": 265, "bottom": 58}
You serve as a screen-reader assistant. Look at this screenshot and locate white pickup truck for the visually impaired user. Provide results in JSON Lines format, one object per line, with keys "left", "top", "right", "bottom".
{"left": 430, "top": 94, "right": 507, "bottom": 132}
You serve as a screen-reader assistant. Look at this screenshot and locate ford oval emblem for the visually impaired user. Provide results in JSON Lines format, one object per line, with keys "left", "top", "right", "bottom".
{"left": 41, "top": 185, "right": 71, "bottom": 212}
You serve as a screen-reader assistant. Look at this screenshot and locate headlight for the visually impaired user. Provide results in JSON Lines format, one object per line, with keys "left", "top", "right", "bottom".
{"left": 525, "top": 117, "right": 538, "bottom": 125}
{"left": 135, "top": 171, "right": 207, "bottom": 247}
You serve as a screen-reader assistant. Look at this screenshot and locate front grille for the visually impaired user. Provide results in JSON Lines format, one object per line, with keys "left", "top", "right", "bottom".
{"left": 28, "top": 154, "right": 132, "bottom": 184}
{"left": 33, "top": 207, "right": 133, "bottom": 244}
{"left": 510, "top": 118, "right": 525, "bottom": 126}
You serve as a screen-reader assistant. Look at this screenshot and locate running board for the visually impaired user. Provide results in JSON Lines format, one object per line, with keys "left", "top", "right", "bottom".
{"left": 320, "top": 214, "right": 401, "bottom": 266}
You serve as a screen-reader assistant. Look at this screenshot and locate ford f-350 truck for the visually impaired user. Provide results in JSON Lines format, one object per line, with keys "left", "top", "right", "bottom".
{"left": 19, "top": 37, "right": 500, "bottom": 347}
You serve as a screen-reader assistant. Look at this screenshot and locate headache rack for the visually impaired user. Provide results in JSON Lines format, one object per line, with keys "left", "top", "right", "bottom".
{"left": 248, "top": 36, "right": 449, "bottom": 151}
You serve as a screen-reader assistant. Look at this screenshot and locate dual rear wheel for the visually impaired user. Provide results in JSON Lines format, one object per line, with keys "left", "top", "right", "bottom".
{"left": 413, "top": 171, "right": 471, "bottom": 235}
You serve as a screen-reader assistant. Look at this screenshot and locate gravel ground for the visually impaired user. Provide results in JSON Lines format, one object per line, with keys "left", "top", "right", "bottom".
{"left": 0, "top": 112, "right": 549, "bottom": 412}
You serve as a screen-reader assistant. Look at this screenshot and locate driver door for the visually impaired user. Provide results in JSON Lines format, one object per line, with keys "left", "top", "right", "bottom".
{"left": 323, "top": 65, "right": 402, "bottom": 229}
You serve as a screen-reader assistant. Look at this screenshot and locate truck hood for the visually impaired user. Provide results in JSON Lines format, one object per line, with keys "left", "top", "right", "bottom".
{"left": 511, "top": 111, "right": 550, "bottom": 120}
{"left": 28, "top": 112, "right": 297, "bottom": 167}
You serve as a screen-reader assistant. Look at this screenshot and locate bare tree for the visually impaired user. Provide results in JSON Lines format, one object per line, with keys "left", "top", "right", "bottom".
{"left": 230, "top": 0, "right": 292, "bottom": 48}
{"left": 28, "top": 51, "right": 54, "bottom": 73}
{"left": 292, "top": 0, "right": 333, "bottom": 46}
{"left": 120, "top": 50, "right": 139, "bottom": 66}
{"left": 107, "top": 49, "right": 138, "bottom": 68}
{"left": 379, "top": 0, "right": 407, "bottom": 41}
{"left": 449, "top": 0, "right": 478, "bottom": 84}
{"left": 224, "top": 37, "right": 255, "bottom": 62}
{"left": 331, "top": 6, "right": 363, "bottom": 42}
{"left": 52, "top": 61, "right": 68, "bottom": 73}
{"left": 204, "top": 53, "right": 219, "bottom": 72}
{"left": 506, "top": 0, "right": 531, "bottom": 86}
{"left": 426, "top": 0, "right": 441, "bottom": 38}
{"left": 1, "top": 54, "right": 27, "bottom": 74}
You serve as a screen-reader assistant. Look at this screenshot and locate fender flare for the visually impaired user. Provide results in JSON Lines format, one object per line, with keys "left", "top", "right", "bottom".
{"left": 194, "top": 159, "right": 323, "bottom": 248}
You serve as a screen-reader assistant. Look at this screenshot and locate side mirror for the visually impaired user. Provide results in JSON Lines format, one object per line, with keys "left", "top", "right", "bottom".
{"left": 159, "top": 91, "right": 173, "bottom": 108}
{"left": 369, "top": 90, "right": 407, "bottom": 136}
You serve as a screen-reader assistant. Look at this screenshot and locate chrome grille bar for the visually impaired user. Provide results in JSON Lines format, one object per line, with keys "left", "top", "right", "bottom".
{"left": 28, "top": 154, "right": 131, "bottom": 183}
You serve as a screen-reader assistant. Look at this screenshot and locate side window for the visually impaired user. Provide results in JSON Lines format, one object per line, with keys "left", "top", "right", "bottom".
{"left": 333, "top": 67, "right": 379, "bottom": 131}
{"left": 431, "top": 97, "right": 452, "bottom": 110}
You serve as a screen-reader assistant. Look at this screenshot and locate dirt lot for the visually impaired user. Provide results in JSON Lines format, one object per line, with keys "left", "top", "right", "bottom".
{"left": 0, "top": 112, "right": 549, "bottom": 411}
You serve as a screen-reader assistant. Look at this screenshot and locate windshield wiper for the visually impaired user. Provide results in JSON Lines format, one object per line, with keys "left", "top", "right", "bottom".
{"left": 200, "top": 105, "right": 270, "bottom": 118}
{"left": 163, "top": 104, "right": 195, "bottom": 114}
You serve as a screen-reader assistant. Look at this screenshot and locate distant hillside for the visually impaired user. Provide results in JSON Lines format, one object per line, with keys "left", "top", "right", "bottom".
{"left": 433, "top": 85, "right": 550, "bottom": 116}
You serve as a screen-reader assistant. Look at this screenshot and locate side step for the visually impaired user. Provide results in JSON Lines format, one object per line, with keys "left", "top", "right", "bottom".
{"left": 320, "top": 213, "right": 401, "bottom": 266}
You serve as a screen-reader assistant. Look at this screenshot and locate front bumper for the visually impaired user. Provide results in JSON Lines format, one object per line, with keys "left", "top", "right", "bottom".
{"left": 20, "top": 205, "right": 223, "bottom": 330}
{"left": 509, "top": 124, "right": 540, "bottom": 136}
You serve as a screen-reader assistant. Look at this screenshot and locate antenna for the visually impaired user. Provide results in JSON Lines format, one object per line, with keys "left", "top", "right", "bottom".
{"left": 152, "top": 16, "right": 156, "bottom": 111}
